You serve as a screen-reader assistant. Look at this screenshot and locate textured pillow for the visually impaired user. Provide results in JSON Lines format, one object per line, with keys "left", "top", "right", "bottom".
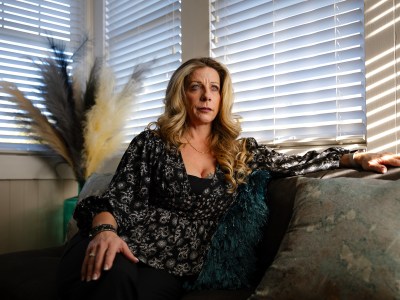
{"left": 250, "top": 177, "right": 400, "bottom": 300}
{"left": 186, "top": 170, "right": 271, "bottom": 290}
{"left": 65, "top": 173, "right": 114, "bottom": 241}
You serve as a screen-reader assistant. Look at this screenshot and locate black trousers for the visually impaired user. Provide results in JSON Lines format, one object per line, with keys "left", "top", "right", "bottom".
{"left": 57, "top": 234, "right": 184, "bottom": 300}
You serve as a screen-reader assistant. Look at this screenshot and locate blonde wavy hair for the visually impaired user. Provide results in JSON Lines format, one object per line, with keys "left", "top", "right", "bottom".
{"left": 149, "top": 57, "right": 252, "bottom": 192}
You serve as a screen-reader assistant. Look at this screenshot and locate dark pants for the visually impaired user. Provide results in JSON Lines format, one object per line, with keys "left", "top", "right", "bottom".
{"left": 57, "top": 234, "right": 184, "bottom": 300}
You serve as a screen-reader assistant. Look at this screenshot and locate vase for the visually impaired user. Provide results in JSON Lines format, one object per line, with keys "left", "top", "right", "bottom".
{"left": 62, "top": 181, "right": 84, "bottom": 239}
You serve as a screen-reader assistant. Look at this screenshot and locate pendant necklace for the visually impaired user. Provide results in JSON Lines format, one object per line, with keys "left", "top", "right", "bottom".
{"left": 185, "top": 139, "right": 210, "bottom": 154}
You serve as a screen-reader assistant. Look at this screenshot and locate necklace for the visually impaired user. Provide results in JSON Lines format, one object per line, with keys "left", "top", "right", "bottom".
{"left": 185, "top": 139, "right": 210, "bottom": 154}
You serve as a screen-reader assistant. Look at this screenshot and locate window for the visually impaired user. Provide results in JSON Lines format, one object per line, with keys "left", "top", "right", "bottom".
{"left": 211, "top": 0, "right": 365, "bottom": 147}
{"left": 0, "top": 0, "right": 86, "bottom": 152}
{"left": 105, "top": 0, "right": 182, "bottom": 144}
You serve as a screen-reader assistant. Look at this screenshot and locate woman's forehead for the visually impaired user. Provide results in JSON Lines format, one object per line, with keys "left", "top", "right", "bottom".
{"left": 189, "top": 67, "right": 220, "bottom": 83}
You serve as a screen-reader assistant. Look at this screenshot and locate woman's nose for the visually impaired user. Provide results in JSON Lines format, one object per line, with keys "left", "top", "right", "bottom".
{"left": 201, "top": 88, "right": 212, "bottom": 101}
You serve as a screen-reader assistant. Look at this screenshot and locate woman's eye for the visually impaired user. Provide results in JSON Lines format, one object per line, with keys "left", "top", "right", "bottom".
{"left": 190, "top": 84, "right": 200, "bottom": 90}
{"left": 211, "top": 85, "right": 220, "bottom": 91}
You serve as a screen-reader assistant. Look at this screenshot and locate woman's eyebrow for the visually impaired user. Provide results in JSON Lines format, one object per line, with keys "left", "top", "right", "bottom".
{"left": 189, "top": 80, "right": 219, "bottom": 86}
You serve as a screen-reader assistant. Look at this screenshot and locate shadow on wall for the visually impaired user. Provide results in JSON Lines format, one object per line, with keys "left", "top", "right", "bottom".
{"left": 365, "top": 0, "right": 400, "bottom": 154}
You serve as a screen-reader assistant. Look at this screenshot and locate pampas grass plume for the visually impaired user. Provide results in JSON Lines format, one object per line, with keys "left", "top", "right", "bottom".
{"left": 2, "top": 37, "right": 146, "bottom": 182}
{"left": 83, "top": 65, "right": 138, "bottom": 177}
{"left": 0, "top": 81, "right": 74, "bottom": 167}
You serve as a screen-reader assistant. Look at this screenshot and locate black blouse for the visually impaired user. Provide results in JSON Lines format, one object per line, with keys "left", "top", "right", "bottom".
{"left": 74, "top": 130, "right": 349, "bottom": 277}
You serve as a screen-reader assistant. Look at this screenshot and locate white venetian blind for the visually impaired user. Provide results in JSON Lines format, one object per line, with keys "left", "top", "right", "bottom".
{"left": 211, "top": 0, "right": 366, "bottom": 147}
{"left": 0, "top": 0, "right": 85, "bottom": 152}
{"left": 105, "top": 0, "right": 182, "bottom": 144}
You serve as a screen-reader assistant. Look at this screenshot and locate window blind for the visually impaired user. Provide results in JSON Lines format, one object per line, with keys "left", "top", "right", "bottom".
{"left": 211, "top": 0, "right": 366, "bottom": 147}
{"left": 0, "top": 0, "right": 86, "bottom": 152}
{"left": 105, "top": 0, "right": 182, "bottom": 144}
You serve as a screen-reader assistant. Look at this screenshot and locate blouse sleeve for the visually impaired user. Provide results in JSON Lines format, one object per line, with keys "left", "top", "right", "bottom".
{"left": 73, "top": 130, "right": 159, "bottom": 235}
{"left": 245, "top": 138, "right": 350, "bottom": 178}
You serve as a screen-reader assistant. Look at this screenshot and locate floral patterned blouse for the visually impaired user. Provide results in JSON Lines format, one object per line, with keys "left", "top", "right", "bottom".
{"left": 74, "top": 130, "right": 349, "bottom": 277}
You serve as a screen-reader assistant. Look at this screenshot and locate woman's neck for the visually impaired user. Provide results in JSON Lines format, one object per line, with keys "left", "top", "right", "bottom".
{"left": 185, "top": 125, "right": 212, "bottom": 142}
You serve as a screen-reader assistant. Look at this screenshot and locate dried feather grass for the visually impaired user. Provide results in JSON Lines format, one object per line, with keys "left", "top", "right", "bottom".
{"left": 3, "top": 37, "right": 147, "bottom": 183}
{"left": 0, "top": 81, "right": 74, "bottom": 167}
{"left": 38, "top": 58, "right": 84, "bottom": 182}
{"left": 83, "top": 64, "right": 144, "bottom": 177}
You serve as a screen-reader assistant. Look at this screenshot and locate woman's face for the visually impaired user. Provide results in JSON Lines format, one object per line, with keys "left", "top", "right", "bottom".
{"left": 184, "top": 67, "right": 221, "bottom": 127}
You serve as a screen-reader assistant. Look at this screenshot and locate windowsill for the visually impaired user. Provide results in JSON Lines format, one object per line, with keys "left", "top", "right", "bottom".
{"left": 0, "top": 153, "right": 75, "bottom": 180}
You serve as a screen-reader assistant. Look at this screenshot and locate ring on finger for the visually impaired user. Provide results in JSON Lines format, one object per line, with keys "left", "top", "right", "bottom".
{"left": 89, "top": 252, "right": 96, "bottom": 257}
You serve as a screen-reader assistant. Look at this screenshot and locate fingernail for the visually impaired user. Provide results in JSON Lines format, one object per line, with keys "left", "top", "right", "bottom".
{"left": 86, "top": 277, "right": 91, "bottom": 282}
{"left": 103, "top": 264, "right": 109, "bottom": 271}
{"left": 92, "top": 274, "right": 98, "bottom": 280}
{"left": 134, "top": 258, "right": 139, "bottom": 263}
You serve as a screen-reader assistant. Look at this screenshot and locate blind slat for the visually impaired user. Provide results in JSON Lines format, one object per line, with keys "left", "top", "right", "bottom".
{"left": 212, "top": 0, "right": 366, "bottom": 146}
{"left": 0, "top": 0, "right": 86, "bottom": 152}
{"left": 106, "top": 0, "right": 182, "bottom": 145}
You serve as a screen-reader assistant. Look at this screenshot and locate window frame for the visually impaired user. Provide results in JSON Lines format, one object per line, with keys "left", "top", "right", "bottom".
{"left": 0, "top": 0, "right": 398, "bottom": 182}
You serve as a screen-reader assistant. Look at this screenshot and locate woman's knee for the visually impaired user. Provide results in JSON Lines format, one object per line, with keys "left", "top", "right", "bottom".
{"left": 136, "top": 265, "right": 183, "bottom": 300}
{"left": 101, "top": 254, "right": 138, "bottom": 283}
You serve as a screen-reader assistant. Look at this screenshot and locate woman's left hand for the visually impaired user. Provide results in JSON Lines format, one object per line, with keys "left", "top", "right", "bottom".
{"left": 348, "top": 152, "right": 400, "bottom": 173}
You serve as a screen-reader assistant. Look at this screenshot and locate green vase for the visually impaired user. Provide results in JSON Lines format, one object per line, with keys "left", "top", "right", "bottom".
{"left": 63, "top": 182, "right": 84, "bottom": 239}
{"left": 63, "top": 196, "right": 78, "bottom": 237}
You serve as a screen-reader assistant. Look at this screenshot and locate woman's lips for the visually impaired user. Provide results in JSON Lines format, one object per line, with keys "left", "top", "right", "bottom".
{"left": 197, "top": 107, "right": 212, "bottom": 112}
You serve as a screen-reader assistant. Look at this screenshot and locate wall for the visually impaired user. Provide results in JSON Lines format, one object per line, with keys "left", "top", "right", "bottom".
{"left": 0, "top": 155, "right": 77, "bottom": 253}
{"left": 365, "top": 0, "right": 400, "bottom": 153}
{"left": 0, "top": 0, "right": 398, "bottom": 254}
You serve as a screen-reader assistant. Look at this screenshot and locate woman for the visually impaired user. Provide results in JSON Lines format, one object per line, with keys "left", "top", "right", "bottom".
{"left": 57, "top": 57, "right": 400, "bottom": 300}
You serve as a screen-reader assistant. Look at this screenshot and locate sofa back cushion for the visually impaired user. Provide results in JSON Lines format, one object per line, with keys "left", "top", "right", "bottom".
{"left": 250, "top": 176, "right": 400, "bottom": 299}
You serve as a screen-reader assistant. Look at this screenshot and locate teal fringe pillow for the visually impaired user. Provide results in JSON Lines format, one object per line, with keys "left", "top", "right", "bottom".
{"left": 185, "top": 169, "right": 271, "bottom": 290}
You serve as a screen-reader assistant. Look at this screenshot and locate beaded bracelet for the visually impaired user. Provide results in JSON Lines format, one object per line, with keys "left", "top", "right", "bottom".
{"left": 89, "top": 224, "right": 117, "bottom": 239}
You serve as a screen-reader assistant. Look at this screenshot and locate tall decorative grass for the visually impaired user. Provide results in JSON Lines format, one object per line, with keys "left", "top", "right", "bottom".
{"left": 0, "top": 39, "right": 145, "bottom": 186}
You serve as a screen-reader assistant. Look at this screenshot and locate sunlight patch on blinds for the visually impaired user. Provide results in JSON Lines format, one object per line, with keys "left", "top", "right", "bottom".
{"left": 0, "top": 0, "right": 85, "bottom": 152}
{"left": 211, "top": 0, "right": 366, "bottom": 147}
{"left": 105, "top": 0, "right": 182, "bottom": 144}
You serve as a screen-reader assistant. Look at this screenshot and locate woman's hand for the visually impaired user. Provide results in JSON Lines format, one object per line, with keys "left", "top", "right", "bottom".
{"left": 348, "top": 152, "right": 400, "bottom": 173}
{"left": 82, "top": 230, "right": 139, "bottom": 282}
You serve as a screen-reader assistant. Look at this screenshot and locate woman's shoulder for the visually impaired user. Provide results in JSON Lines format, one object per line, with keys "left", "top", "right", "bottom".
{"left": 240, "top": 137, "right": 274, "bottom": 153}
{"left": 237, "top": 137, "right": 258, "bottom": 150}
{"left": 135, "top": 128, "right": 162, "bottom": 141}
{"left": 129, "top": 129, "right": 164, "bottom": 146}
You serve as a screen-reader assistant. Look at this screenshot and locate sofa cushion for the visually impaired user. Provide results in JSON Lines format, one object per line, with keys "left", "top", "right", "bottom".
{"left": 258, "top": 167, "right": 400, "bottom": 272}
{"left": 250, "top": 177, "right": 400, "bottom": 299}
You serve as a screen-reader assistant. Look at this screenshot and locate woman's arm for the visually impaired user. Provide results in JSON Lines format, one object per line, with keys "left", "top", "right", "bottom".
{"left": 75, "top": 130, "right": 161, "bottom": 282}
{"left": 246, "top": 138, "right": 400, "bottom": 177}
{"left": 91, "top": 211, "right": 117, "bottom": 228}
{"left": 246, "top": 137, "right": 348, "bottom": 177}
{"left": 73, "top": 130, "right": 159, "bottom": 234}
{"left": 81, "top": 211, "right": 139, "bottom": 282}
{"left": 340, "top": 152, "right": 400, "bottom": 173}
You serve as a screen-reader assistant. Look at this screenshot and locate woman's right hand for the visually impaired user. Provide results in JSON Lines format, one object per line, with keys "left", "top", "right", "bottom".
{"left": 81, "top": 230, "right": 139, "bottom": 282}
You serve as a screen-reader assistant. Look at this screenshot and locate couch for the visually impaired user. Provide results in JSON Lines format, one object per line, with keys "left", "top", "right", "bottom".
{"left": 1, "top": 167, "right": 399, "bottom": 300}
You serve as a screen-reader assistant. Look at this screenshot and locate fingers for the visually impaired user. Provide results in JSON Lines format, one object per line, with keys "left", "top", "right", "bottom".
{"left": 81, "top": 233, "right": 139, "bottom": 282}
{"left": 365, "top": 160, "right": 387, "bottom": 174}
{"left": 359, "top": 153, "right": 400, "bottom": 173}
{"left": 121, "top": 242, "right": 140, "bottom": 264}
{"left": 81, "top": 233, "right": 115, "bottom": 282}
{"left": 82, "top": 244, "right": 103, "bottom": 282}
{"left": 380, "top": 154, "right": 400, "bottom": 167}
{"left": 91, "top": 243, "right": 109, "bottom": 281}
